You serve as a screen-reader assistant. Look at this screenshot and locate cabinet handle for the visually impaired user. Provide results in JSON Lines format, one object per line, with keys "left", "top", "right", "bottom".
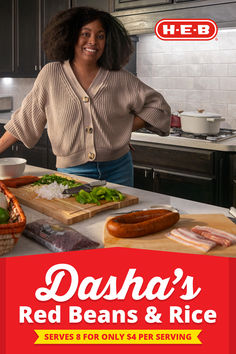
{"left": 34, "top": 65, "right": 38, "bottom": 71}
{"left": 153, "top": 171, "right": 160, "bottom": 192}
{"left": 15, "top": 145, "right": 18, "bottom": 152}
{"left": 11, "top": 146, "right": 14, "bottom": 152}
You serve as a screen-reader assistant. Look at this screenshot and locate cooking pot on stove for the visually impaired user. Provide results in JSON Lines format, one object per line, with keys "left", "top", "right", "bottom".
{"left": 180, "top": 110, "right": 225, "bottom": 135}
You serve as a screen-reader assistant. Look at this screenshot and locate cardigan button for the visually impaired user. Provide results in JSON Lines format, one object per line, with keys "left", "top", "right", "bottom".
{"left": 83, "top": 96, "right": 89, "bottom": 103}
{"left": 85, "top": 127, "right": 93, "bottom": 134}
{"left": 88, "top": 152, "right": 95, "bottom": 160}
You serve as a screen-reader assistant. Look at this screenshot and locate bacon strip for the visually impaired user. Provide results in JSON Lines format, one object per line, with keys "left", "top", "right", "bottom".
{"left": 192, "top": 226, "right": 236, "bottom": 247}
{"left": 166, "top": 228, "right": 216, "bottom": 252}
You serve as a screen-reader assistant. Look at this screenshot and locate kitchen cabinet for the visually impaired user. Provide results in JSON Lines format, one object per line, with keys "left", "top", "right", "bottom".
{"left": 233, "top": 180, "right": 236, "bottom": 207}
{"left": 152, "top": 168, "right": 216, "bottom": 204}
{"left": 229, "top": 154, "right": 236, "bottom": 208}
{"left": 41, "top": 0, "right": 71, "bottom": 66}
{"left": 47, "top": 149, "right": 56, "bottom": 170}
{"left": 16, "top": 0, "right": 40, "bottom": 76}
{"left": 0, "top": 123, "right": 16, "bottom": 158}
{"left": 0, "top": 0, "right": 41, "bottom": 77}
{"left": 0, "top": 1, "right": 14, "bottom": 75}
{"left": 47, "top": 139, "right": 56, "bottom": 170}
{"left": 0, "top": 0, "right": 70, "bottom": 77}
{"left": 0, "top": 0, "right": 40, "bottom": 77}
{"left": 112, "top": 0, "right": 236, "bottom": 34}
{"left": 174, "top": 0, "right": 206, "bottom": 2}
{"left": 42, "top": 0, "right": 70, "bottom": 27}
{"left": 0, "top": 124, "right": 50, "bottom": 169}
{"left": 134, "top": 165, "right": 153, "bottom": 191}
{"left": 23, "top": 0, "right": 71, "bottom": 74}
{"left": 14, "top": 129, "right": 49, "bottom": 168}
{"left": 14, "top": 142, "right": 48, "bottom": 168}
{"left": 131, "top": 141, "right": 230, "bottom": 207}
{"left": 114, "top": 0, "right": 172, "bottom": 10}
{"left": 71, "top": 0, "right": 111, "bottom": 11}
{"left": 114, "top": 0, "right": 213, "bottom": 10}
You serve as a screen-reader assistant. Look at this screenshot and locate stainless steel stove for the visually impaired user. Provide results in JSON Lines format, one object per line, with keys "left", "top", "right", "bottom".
{"left": 137, "top": 128, "right": 236, "bottom": 142}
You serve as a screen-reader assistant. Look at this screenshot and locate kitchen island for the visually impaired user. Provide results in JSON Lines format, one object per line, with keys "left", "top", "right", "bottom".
{"left": 1, "top": 164, "right": 232, "bottom": 258}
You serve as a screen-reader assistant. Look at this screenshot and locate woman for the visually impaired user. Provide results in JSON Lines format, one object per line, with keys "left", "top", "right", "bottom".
{"left": 0, "top": 7, "right": 171, "bottom": 187}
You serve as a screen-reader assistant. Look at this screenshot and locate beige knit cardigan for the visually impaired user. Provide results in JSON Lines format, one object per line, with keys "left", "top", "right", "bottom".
{"left": 5, "top": 61, "right": 171, "bottom": 168}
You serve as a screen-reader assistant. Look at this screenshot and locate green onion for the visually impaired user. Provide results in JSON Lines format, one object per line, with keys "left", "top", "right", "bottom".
{"left": 32, "top": 174, "right": 82, "bottom": 188}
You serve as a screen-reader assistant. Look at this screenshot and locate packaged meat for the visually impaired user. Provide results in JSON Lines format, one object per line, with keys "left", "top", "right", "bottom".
{"left": 23, "top": 218, "right": 99, "bottom": 252}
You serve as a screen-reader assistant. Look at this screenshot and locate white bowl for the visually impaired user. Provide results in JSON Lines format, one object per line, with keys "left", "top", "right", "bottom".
{"left": 0, "top": 157, "right": 27, "bottom": 179}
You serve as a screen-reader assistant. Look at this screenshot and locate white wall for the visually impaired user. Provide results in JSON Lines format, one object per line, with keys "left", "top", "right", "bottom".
{"left": 137, "top": 27, "right": 236, "bottom": 129}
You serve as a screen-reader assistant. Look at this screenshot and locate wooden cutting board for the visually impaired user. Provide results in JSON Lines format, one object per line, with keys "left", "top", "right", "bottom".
{"left": 9, "top": 175, "right": 139, "bottom": 225}
{"left": 104, "top": 214, "right": 236, "bottom": 258}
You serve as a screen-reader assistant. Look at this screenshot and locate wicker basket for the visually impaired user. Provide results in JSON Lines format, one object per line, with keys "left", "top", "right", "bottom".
{"left": 0, "top": 180, "right": 26, "bottom": 256}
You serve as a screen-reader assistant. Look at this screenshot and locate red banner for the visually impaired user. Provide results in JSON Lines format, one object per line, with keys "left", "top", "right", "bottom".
{"left": 1, "top": 248, "right": 236, "bottom": 353}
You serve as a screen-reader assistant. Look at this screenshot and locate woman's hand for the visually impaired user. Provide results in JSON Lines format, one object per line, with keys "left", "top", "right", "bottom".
{"left": 132, "top": 116, "right": 146, "bottom": 131}
{"left": 0, "top": 131, "right": 18, "bottom": 154}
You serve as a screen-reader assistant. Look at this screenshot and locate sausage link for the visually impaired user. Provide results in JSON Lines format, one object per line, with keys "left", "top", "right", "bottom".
{"left": 113, "top": 209, "right": 171, "bottom": 224}
{"left": 106, "top": 209, "right": 180, "bottom": 238}
{"left": 2, "top": 176, "right": 39, "bottom": 188}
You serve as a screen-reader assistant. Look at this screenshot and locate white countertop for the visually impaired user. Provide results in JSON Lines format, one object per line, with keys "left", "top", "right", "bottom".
{"left": 131, "top": 132, "right": 236, "bottom": 152}
{"left": 1, "top": 165, "right": 232, "bottom": 258}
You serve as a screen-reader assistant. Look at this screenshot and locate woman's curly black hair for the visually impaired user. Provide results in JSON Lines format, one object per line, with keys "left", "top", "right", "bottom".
{"left": 42, "top": 7, "right": 133, "bottom": 70}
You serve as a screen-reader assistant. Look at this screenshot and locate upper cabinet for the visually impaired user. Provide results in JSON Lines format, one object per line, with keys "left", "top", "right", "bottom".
{"left": 174, "top": 0, "right": 203, "bottom": 2}
{"left": 114, "top": 0, "right": 172, "bottom": 10}
{"left": 0, "top": 1, "right": 14, "bottom": 75}
{"left": 71, "top": 0, "right": 111, "bottom": 12}
{"left": 0, "top": 0, "right": 41, "bottom": 77}
{"left": 0, "top": 0, "right": 70, "bottom": 78}
{"left": 16, "top": 0, "right": 40, "bottom": 76}
{"left": 114, "top": 0, "right": 222, "bottom": 11}
{"left": 174, "top": 0, "right": 215, "bottom": 2}
{"left": 112, "top": 0, "right": 236, "bottom": 34}
{"left": 41, "top": 0, "right": 71, "bottom": 67}
{"left": 42, "top": 0, "right": 71, "bottom": 27}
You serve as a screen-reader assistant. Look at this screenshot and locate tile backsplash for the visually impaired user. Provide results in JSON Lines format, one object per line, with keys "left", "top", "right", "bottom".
{"left": 137, "top": 27, "right": 236, "bottom": 129}
{"left": 0, "top": 78, "right": 34, "bottom": 112}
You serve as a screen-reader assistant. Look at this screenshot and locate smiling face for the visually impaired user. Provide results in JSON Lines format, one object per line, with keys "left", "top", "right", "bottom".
{"left": 74, "top": 19, "right": 106, "bottom": 67}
